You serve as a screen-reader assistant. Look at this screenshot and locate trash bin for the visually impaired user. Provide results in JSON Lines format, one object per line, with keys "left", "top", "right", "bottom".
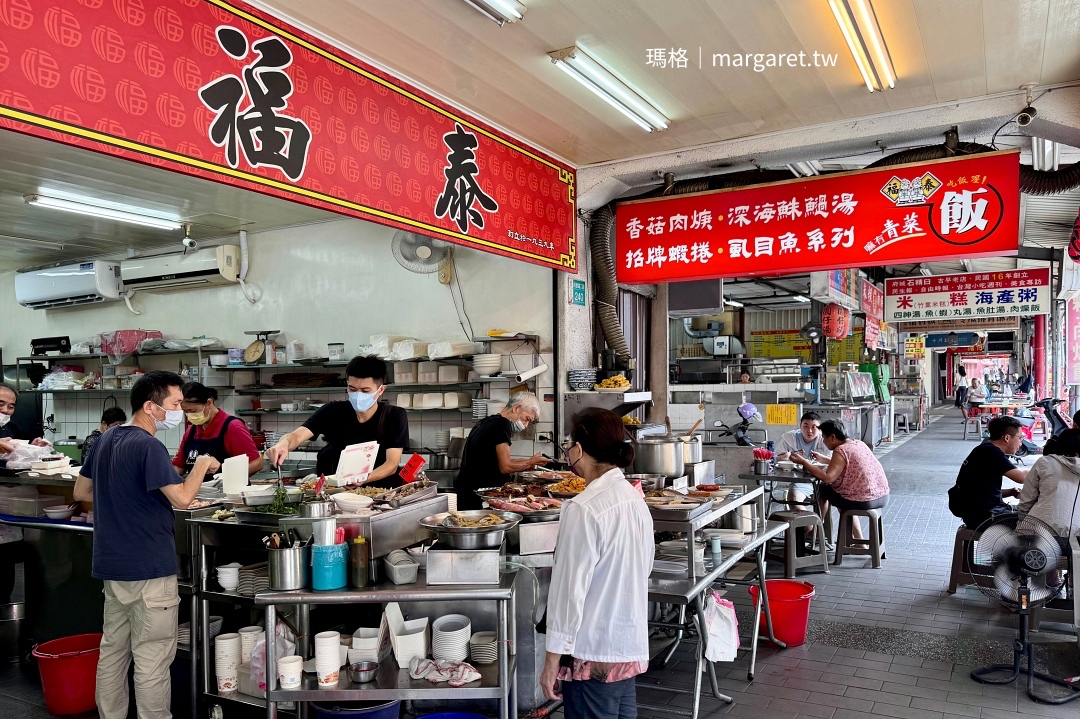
{"left": 32, "top": 633, "right": 102, "bottom": 715}
{"left": 0, "top": 603, "right": 24, "bottom": 662}
{"left": 312, "top": 700, "right": 401, "bottom": 719}
{"left": 748, "top": 580, "right": 815, "bottom": 647}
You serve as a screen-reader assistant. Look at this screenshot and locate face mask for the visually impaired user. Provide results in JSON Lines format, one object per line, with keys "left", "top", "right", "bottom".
{"left": 567, "top": 444, "right": 581, "bottom": 474}
{"left": 154, "top": 404, "right": 184, "bottom": 431}
{"left": 511, "top": 419, "right": 527, "bottom": 433}
{"left": 349, "top": 390, "right": 378, "bottom": 413}
{"left": 0, "top": 414, "right": 9, "bottom": 428}
{"left": 186, "top": 411, "right": 210, "bottom": 426}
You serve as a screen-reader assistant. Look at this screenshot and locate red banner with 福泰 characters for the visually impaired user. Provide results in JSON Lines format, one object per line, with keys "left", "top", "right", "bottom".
{"left": 0, "top": 0, "right": 576, "bottom": 270}
{"left": 614, "top": 151, "right": 1019, "bottom": 282}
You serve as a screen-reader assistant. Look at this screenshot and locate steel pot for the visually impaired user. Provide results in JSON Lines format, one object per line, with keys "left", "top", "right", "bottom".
{"left": 633, "top": 437, "right": 685, "bottom": 478}
{"left": 678, "top": 435, "right": 702, "bottom": 464}
{"left": 299, "top": 500, "right": 334, "bottom": 518}
{"left": 426, "top": 454, "right": 461, "bottom": 471}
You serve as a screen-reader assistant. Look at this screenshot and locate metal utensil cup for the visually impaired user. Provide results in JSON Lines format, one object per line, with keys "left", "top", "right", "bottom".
{"left": 753, "top": 459, "right": 771, "bottom": 475}
{"left": 268, "top": 545, "right": 311, "bottom": 590}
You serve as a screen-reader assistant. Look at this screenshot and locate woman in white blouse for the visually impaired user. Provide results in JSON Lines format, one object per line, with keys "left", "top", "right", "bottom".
{"left": 540, "top": 408, "right": 654, "bottom": 719}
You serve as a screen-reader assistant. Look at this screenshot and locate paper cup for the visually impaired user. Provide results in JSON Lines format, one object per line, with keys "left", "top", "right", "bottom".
{"left": 216, "top": 674, "right": 238, "bottom": 692}
{"left": 278, "top": 655, "right": 303, "bottom": 690}
{"left": 317, "top": 666, "right": 339, "bottom": 688}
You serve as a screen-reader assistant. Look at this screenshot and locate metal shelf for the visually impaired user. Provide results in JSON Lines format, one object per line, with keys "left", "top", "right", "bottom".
{"left": 236, "top": 387, "right": 344, "bottom": 395}
{"left": 202, "top": 590, "right": 259, "bottom": 606}
{"left": 472, "top": 334, "right": 539, "bottom": 344}
{"left": 267, "top": 656, "right": 515, "bottom": 701}
{"left": 236, "top": 410, "right": 315, "bottom": 417}
{"left": 404, "top": 407, "right": 472, "bottom": 413}
{"left": 219, "top": 364, "right": 308, "bottom": 370}
{"left": 16, "top": 349, "right": 225, "bottom": 362}
{"left": 387, "top": 382, "right": 481, "bottom": 390}
{"left": 204, "top": 689, "right": 267, "bottom": 708}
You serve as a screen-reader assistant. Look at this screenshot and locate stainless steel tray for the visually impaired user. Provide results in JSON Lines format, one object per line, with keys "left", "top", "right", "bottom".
{"left": 241, "top": 489, "right": 302, "bottom": 507}
{"left": 233, "top": 508, "right": 300, "bottom": 524}
{"left": 475, "top": 488, "right": 562, "bottom": 523}
{"left": 376, "top": 480, "right": 437, "bottom": 508}
{"left": 646, "top": 500, "right": 714, "bottom": 522}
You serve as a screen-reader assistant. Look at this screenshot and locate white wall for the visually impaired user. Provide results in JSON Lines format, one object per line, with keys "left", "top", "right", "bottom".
{"left": 0, "top": 218, "right": 556, "bottom": 456}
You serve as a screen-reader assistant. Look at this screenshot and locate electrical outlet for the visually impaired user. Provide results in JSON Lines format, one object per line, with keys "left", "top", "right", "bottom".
{"left": 537, "top": 431, "right": 553, "bottom": 443}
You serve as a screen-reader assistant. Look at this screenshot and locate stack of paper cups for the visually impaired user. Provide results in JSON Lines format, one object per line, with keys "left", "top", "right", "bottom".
{"left": 349, "top": 627, "right": 380, "bottom": 665}
{"left": 215, "top": 633, "right": 242, "bottom": 692}
{"left": 277, "top": 655, "right": 303, "bottom": 690}
{"left": 314, "top": 631, "right": 341, "bottom": 688}
{"left": 238, "top": 626, "right": 261, "bottom": 665}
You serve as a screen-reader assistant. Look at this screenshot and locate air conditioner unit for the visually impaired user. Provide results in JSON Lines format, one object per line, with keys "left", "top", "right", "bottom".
{"left": 1060, "top": 260, "right": 1080, "bottom": 300}
{"left": 120, "top": 245, "right": 240, "bottom": 292}
{"left": 15, "top": 260, "right": 123, "bottom": 309}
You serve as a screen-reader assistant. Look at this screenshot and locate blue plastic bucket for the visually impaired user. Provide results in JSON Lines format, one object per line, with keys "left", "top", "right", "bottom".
{"left": 312, "top": 701, "right": 400, "bottom": 719}
{"left": 415, "top": 714, "right": 488, "bottom": 719}
{"left": 311, "top": 544, "right": 348, "bottom": 590}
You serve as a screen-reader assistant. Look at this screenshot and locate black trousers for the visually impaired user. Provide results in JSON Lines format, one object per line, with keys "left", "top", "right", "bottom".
{"left": 0, "top": 541, "right": 24, "bottom": 604}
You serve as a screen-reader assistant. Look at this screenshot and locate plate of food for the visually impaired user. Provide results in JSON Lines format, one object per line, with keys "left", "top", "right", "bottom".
{"left": 546, "top": 475, "right": 587, "bottom": 498}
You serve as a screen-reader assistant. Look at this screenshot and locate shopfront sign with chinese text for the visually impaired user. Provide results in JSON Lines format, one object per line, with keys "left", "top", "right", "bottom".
{"left": 898, "top": 317, "right": 1019, "bottom": 333}
{"left": 810, "top": 269, "right": 861, "bottom": 310}
{"left": 0, "top": 0, "right": 576, "bottom": 270}
{"left": 747, "top": 330, "right": 813, "bottom": 362}
{"left": 925, "top": 332, "right": 979, "bottom": 349}
{"left": 828, "top": 329, "right": 866, "bottom": 364}
{"left": 904, "top": 337, "right": 926, "bottom": 360}
{"left": 861, "top": 280, "right": 884, "bottom": 320}
{"left": 884, "top": 269, "right": 1049, "bottom": 322}
{"left": 614, "top": 151, "right": 1019, "bottom": 282}
{"left": 1066, "top": 296, "right": 1080, "bottom": 385}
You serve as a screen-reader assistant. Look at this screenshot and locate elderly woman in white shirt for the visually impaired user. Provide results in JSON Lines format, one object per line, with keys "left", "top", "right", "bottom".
{"left": 541, "top": 407, "right": 654, "bottom": 719}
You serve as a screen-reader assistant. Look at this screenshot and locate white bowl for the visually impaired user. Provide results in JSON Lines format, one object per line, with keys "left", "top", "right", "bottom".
{"left": 332, "top": 493, "right": 374, "bottom": 511}
{"left": 43, "top": 507, "right": 75, "bottom": 520}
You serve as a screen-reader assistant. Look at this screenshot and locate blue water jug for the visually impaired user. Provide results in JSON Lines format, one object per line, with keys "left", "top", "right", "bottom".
{"left": 311, "top": 543, "right": 348, "bottom": 591}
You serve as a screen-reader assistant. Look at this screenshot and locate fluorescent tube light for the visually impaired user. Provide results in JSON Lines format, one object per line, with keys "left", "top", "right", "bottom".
{"left": 461, "top": 0, "right": 525, "bottom": 25}
{"left": 793, "top": 295, "right": 811, "bottom": 303}
{"left": 1032, "top": 137, "right": 1060, "bottom": 172}
{"left": 549, "top": 46, "right": 669, "bottom": 132}
{"left": 725, "top": 299, "right": 745, "bottom": 308}
{"left": 24, "top": 195, "right": 181, "bottom": 231}
{"left": 787, "top": 161, "right": 821, "bottom": 177}
{"left": 829, "top": 0, "right": 895, "bottom": 92}
{"left": 919, "top": 267, "right": 933, "bottom": 276}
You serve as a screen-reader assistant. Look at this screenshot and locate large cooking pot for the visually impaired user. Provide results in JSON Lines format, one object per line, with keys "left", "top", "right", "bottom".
{"left": 633, "top": 437, "right": 685, "bottom": 477}
{"left": 678, "top": 435, "right": 702, "bottom": 464}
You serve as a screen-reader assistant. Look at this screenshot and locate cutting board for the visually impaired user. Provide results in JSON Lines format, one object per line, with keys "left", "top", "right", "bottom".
{"left": 220, "top": 454, "right": 250, "bottom": 496}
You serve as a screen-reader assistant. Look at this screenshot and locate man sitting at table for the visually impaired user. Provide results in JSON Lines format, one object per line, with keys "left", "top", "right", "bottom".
{"left": 966, "top": 377, "right": 989, "bottom": 414}
{"left": 948, "top": 416, "right": 1028, "bottom": 530}
{"left": 776, "top": 411, "right": 832, "bottom": 508}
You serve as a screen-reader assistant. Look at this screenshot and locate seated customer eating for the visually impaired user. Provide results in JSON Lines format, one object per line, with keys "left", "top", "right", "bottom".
{"left": 789, "top": 419, "right": 889, "bottom": 541}
{"left": 948, "top": 416, "right": 1028, "bottom": 530}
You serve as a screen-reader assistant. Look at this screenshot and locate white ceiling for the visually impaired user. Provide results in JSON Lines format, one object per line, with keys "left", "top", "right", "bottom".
{"left": 258, "top": 0, "right": 1080, "bottom": 166}
{"left": 0, "top": 130, "right": 338, "bottom": 272}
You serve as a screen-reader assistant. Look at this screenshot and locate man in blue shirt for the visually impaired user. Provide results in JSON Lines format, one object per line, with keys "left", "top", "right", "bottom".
{"left": 75, "top": 371, "right": 218, "bottom": 719}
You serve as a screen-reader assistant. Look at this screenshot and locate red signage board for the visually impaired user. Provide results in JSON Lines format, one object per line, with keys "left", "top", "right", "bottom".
{"left": 0, "top": 0, "right": 576, "bottom": 271}
{"left": 1067, "top": 296, "right": 1080, "bottom": 386}
{"left": 861, "top": 280, "right": 884, "bottom": 320}
{"left": 614, "top": 151, "right": 1019, "bottom": 282}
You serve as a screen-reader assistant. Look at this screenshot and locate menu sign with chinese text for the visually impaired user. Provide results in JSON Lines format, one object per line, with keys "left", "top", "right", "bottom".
{"left": 810, "top": 269, "right": 861, "bottom": 310}
{"left": 898, "top": 317, "right": 1018, "bottom": 333}
{"left": 1067, "top": 296, "right": 1080, "bottom": 385}
{"left": 0, "top": 0, "right": 576, "bottom": 270}
{"left": 615, "top": 151, "right": 1018, "bottom": 282}
{"left": 747, "top": 330, "right": 813, "bottom": 362}
{"left": 862, "top": 280, "right": 884, "bottom": 320}
{"left": 884, "top": 269, "right": 1049, "bottom": 322}
{"left": 905, "top": 337, "right": 926, "bottom": 359}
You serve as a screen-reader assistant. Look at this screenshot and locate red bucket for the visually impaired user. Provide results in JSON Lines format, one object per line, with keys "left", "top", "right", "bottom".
{"left": 32, "top": 633, "right": 102, "bottom": 715}
{"left": 748, "top": 580, "right": 815, "bottom": 647}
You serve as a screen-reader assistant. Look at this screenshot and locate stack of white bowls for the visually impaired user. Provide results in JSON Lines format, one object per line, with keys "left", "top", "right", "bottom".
{"left": 432, "top": 614, "right": 471, "bottom": 662}
{"left": 472, "top": 354, "right": 502, "bottom": 377}
{"left": 216, "top": 563, "right": 241, "bottom": 592}
{"left": 238, "top": 626, "right": 262, "bottom": 664}
{"left": 435, "top": 430, "right": 451, "bottom": 452}
{"left": 215, "top": 633, "right": 242, "bottom": 692}
{"left": 472, "top": 399, "right": 488, "bottom": 419}
{"left": 314, "top": 631, "right": 342, "bottom": 688}
{"left": 469, "top": 631, "right": 498, "bottom": 665}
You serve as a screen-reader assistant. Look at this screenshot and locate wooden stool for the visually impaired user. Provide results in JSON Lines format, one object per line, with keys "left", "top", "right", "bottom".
{"left": 767, "top": 510, "right": 830, "bottom": 578}
{"left": 833, "top": 508, "right": 885, "bottom": 568}
{"left": 948, "top": 525, "right": 994, "bottom": 593}
{"left": 895, "top": 412, "right": 911, "bottom": 434}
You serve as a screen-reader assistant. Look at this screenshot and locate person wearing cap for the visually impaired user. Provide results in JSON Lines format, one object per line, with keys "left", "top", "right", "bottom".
{"left": 172, "top": 382, "right": 263, "bottom": 477}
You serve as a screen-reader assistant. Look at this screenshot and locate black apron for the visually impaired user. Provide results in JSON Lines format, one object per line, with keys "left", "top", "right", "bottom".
{"left": 181, "top": 415, "right": 239, "bottom": 472}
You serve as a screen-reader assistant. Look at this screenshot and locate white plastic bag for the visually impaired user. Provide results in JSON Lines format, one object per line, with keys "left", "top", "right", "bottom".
{"left": 703, "top": 590, "right": 740, "bottom": 662}
{"left": 0, "top": 440, "right": 56, "bottom": 470}
{"left": 388, "top": 341, "right": 430, "bottom": 361}
{"left": 249, "top": 621, "right": 296, "bottom": 691}
{"left": 428, "top": 341, "right": 483, "bottom": 360}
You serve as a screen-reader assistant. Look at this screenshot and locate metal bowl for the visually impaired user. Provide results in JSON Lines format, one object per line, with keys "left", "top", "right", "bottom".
{"left": 419, "top": 510, "right": 522, "bottom": 549}
{"left": 347, "top": 661, "right": 379, "bottom": 684}
{"left": 299, "top": 500, "right": 334, "bottom": 518}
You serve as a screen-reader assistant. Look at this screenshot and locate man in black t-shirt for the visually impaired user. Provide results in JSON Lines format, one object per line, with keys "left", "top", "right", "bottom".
{"left": 948, "top": 416, "right": 1029, "bottom": 529}
{"left": 266, "top": 356, "right": 408, "bottom": 488}
{"left": 454, "top": 392, "right": 549, "bottom": 510}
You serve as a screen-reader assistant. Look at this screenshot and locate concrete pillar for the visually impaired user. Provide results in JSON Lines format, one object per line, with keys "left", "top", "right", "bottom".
{"left": 1034, "top": 313, "right": 1047, "bottom": 397}
{"left": 647, "top": 283, "right": 669, "bottom": 426}
{"left": 554, "top": 216, "right": 594, "bottom": 441}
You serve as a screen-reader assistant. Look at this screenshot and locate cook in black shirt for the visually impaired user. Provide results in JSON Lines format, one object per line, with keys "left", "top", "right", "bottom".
{"left": 948, "top": 415, "right": 1028, "bottom": 529}
{"left": 0, "top": 384, "right": 50, "bottom": 454}
{"left": 454, "top": 392, "right": 549, "bottom": 510}
{"left": 265, "top": 356, "right": 408, "bottom": 489}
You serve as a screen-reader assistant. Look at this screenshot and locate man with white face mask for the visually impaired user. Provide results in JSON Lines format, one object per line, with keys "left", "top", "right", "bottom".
{"left": 74, "top": 371, "right": 216, "bottom": 719}
{"left": 0, "top": 384, "right": 50, "bottom": 454}
{"left": 266, "top": 355, "right": 409, "bottom": 488}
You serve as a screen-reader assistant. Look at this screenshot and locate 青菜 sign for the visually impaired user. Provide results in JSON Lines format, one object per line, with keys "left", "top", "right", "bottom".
{"left": 614, "top": 151, "right": 1019, "bottom": 282}
{"left": 884, "top": 269, "right": 1050, "bottom": 322}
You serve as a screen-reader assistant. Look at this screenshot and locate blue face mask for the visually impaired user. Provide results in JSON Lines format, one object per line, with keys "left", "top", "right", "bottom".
{"left": 348, "top": 390, "right": 378, "bottom": 413}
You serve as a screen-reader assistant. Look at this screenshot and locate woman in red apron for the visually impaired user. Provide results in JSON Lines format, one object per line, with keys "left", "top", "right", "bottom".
{"left": 172, "top": 383, "right": 264, "bottom": 476}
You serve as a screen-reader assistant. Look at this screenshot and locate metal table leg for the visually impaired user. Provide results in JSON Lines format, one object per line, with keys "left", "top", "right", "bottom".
{"left": 265, "top": 604, "right": 277, "bottom": 719}
{"left": 658, "top": 605, "right": 686, "bottom": 668}
{"left": 498, "top": 595, "right": 509, "bottom": 719}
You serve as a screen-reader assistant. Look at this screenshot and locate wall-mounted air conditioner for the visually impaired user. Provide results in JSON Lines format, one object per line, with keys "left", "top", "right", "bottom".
{"left": 15, "top": 261, "right": 123, "bottom": 309}
{"left": 120, "top": 245, "right": 239, "bottom": 292}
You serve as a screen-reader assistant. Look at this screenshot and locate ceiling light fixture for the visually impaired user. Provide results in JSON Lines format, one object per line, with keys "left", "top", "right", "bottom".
{"left": 24, "top": 194, "right": 181, "bottom": 231}
{"left": 919, "top": 267, "right": 933, "bottom": 276}
{"left": 725, "top": 298, "right": 745, "bottom": 308}
{"left": 793, "top": 295, "right": 811, "bottom": 303}
{"left": 1032, "top": 137, "right": 1059, "bottom": 172}
{"left": 828, "top": 0, "right": 895, "bottom": 92}
{"left": 0, "top": 234, "right": 66, "bottom": 251}
{"left": 461, "top": 0, "right": 525, "bottom": 25}
{"left": 548, "top": 46, "right": 669, "bottom": 132}
{"left": 786, "top": 161, "right": 822, "bottom": 177}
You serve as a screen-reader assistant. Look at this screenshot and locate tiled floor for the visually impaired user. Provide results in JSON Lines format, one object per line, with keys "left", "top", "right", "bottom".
{"left": 3, "top": 405, "right": 1079, "bottom": 718}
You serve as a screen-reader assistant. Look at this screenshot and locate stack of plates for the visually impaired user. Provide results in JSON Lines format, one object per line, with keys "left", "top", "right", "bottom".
{"left": 472, "top": 354, "right": 503, "bottom": 377}
{"left": 178, "top": 616, "right": 223, "bottom": 647}
{"left": 469, "top": 631, "right": 497, "bottom": 665}
{"left": 568, "top": 368, "right": 599, "bottom": 390}
{"left": 237, "top": 565, "right": 270, "bottom": 596}
{"left": 435, "top": 430, "right": 451, "bottom": 451}
{"left": 651, "top": 560, "right": 688, "bottom": 578}
{"left": 432, "top": 614, "right": 471, "bottom": 662}
{"left": 472, "top": 399, "right": 489, "bottom": 419}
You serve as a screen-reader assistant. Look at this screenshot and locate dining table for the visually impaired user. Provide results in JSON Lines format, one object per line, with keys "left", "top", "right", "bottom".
{"left": 739, "top": 468, "right": 831, "bottom": 546}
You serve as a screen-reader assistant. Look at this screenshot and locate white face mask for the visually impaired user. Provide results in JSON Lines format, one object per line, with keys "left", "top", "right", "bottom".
{"left": 154, "top": 404, "right": 184, "bottom": 431}
{"left": 0, "top": 414, "right": 9, "bottom": 428}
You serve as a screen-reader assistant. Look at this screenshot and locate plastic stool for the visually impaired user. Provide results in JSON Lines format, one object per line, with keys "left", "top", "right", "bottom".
{"left": 895, "top": 412, "right": 911, "bottom": 434}
{"left": 767, "top": 510, "right": 830, "bottom": 578}
{"left": 833, "top": 508, "right": 885, "bottom": 568}
{"left": 963, "top": 415, "right": 983, "bottom": 440}
{"left": 948, "top": 525, "right": 994, "bottom": 593}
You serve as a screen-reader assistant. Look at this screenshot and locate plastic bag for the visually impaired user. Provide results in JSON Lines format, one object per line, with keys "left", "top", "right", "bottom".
{"left": 703, "top": 590, "right": 740, "bottom": 662}
{"left": 388, "top": 341, "right": 429, "bottom": 361}
{"left": 249, "top": 621, "right": 296, "bottom": 691}
{"left": 0, "top": 440, "right": 56, "bottom": 471}
{"left": 369, "top": 335, "right": 415, "bottom": 359}
{"left": 428, "top": 341, "right": 483, "bottom": 360}
{"left": 100, "top": 330, "right": 163, "bottom": 364}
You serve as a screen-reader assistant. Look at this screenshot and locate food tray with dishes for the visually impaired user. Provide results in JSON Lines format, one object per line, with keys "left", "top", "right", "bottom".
{"left": 475, "top": 489, "right": 563, "bottom": 523}
{"left": 546, "top": 475, "right": 586, "bottom": 498}
{"left": 643, "top": 490, "right": 713, "bottom": 521}
{"left": 377, "top": 480, "right": 437, "bottom": 508}
{"left": 241, "top": 487, "right": 303, "bottom": 506}
{"left": 516, "top": 469, "right": 575, "bottom": 483}
{"left": 419, "top": 510, "right": 522, "bottom": 549}
{"left": 232, "top": 508, "right": 297, "bottom": 524}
